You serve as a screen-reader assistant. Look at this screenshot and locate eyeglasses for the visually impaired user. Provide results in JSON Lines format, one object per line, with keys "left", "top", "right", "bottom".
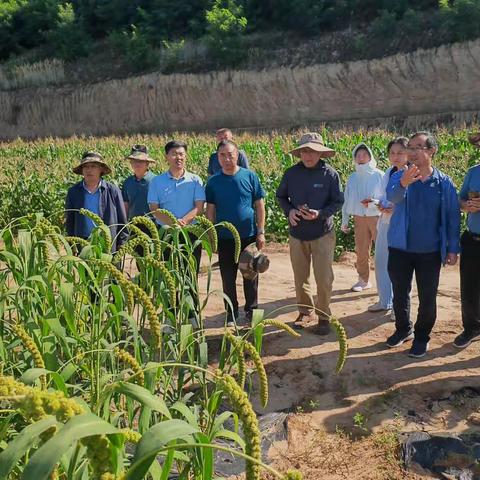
{"left": 406, "top": 146, "right": 430, "bottom": 152}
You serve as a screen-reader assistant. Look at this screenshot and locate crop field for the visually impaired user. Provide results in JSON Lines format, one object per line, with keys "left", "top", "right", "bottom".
{"left": 0, "top": 127, "right": 477, "bottom": 256}
{"left": 0, "top": 127, "right": 477, "bottom": 479}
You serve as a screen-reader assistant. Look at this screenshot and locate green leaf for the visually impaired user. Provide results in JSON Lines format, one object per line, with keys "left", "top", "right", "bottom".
{"left": 22, "top": 413, "right": 119, "bottom": 480}
{"left": 111, "top": 382, "right": 171, "bottom": 419}
{"left": 0, "top": 417, "right": 59, "bottom": 480}
{"left": 126, "top": 420, "right": 199, "bottom": 480}
{"left": 170, "top": 401, "right": 199, "bottom": 428}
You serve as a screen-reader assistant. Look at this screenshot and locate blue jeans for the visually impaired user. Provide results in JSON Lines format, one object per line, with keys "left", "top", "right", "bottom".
{"left": 374, "top": 220, "right": 393, "bottom": 309}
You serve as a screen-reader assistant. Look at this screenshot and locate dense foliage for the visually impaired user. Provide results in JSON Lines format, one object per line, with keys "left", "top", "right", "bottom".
{"left": 0, "top": 0, "right": 479, "bottom": 69}
{"left": 0, "top": 127, "right": 478, "bottom": 257}
{"left": 0, "top": 210, "right": 347, "bottom": 478}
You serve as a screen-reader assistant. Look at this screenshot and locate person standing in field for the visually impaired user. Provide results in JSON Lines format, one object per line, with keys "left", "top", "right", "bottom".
{"left": 453, "top": 132, "right": 480, "bottom": 349}
{"left": 276, "top": 133, "right": 343, "bottom": 335}
{"left": 65, "top": 151, "right": 127, "bottom": 251}
{"left": 368, "top": 137, "right": 409, "bottom": 317}
{"left": 341, "top": 143, "right": 384, "bottom": 292}
{"left": 386, "top": 131, "right": 460, "bottom": 358}
{"left": 122, "top": 145, "right": 156, "bottom": 221}
{"left": 208, "top": 128, "right": 249, "bottom": 176}
{"left": 147, "top": 140, "right": 205, "bottom": 273}
{"left": 206, "top": 140, "right": 266, "bottom": 326}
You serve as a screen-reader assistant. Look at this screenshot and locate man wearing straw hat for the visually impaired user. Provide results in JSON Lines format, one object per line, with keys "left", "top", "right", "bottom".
{"left": 276, "top": 133, "right": 344, "bottom": 335}
{"left": 454, "top": 132, "right": 480, "bottom": 349}
{"left": 65, "top": 151, "right": 128, "bottom": 251}
{"left": 122, "top": 144, "right": 156, "bottom": 220}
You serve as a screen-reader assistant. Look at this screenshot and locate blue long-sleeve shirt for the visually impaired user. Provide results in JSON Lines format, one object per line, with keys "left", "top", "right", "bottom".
{"left": 386, "top": 168, "right": 460, "bottom": 263}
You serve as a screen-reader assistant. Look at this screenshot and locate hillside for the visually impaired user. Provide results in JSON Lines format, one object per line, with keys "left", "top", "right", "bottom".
{"left": 1, "top": 0, "right": 480, "bottom": 90}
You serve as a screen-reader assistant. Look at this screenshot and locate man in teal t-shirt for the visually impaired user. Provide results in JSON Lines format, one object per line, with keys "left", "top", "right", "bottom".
{"left": 454, "top": 132, "right": 480, "bottom": 349}
{"left": 206, "top": 140, "right": 266, "bottom": 325}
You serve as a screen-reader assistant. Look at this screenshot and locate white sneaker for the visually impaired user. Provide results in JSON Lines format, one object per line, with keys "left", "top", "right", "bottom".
{"left": 351, "top": 280, "right": 372, "bottom": 292}
{"left": 368, "top": 302, "right": 391, "bottom": 312}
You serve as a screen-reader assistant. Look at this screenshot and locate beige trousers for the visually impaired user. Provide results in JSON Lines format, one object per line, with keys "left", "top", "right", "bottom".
{"left": 353, "top": 215, "right": 378, "bottom": 282}
{"left": 289, "top": 230, "right": 336, "bottom": 320}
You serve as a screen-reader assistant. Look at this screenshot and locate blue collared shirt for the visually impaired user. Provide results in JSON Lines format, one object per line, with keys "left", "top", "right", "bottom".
{"left": 386, "top": 168, "right": 460, "bottom": 262}
{"left": 147, "top": 170, "right": 206, "bottom": 225}
{"left": 460, "top": 164, "right": 480, "bottom": 235}
{"left": 122, "top": 171, "right": 155, "bottom": 220}
{"left": 82, "top": 180, "right": 103, "bottom": 237}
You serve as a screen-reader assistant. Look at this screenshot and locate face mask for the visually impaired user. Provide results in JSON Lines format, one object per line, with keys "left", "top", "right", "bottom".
{"left": 355, "top": 162, "right": 372, "bottom": 174}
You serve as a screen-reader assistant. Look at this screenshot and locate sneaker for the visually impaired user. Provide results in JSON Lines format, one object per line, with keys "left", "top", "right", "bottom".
{"left": 453, "top": 331, "right": 480, "bottom": 349}
{"left": 368, "top": 302, "right": 391, "bottom": 312}
{"left": 390, "top": 310, "right": 396, "bottom": 322}
{"left": 351, "top": 280, "right": 372, "bottom": 292}
{"left": 226, "top": 312, "right": 240, "bottom": 327}
{"left": 386, "top": 330, "right": 414, "bottom": 348}
{"left": 408, "top": 339, "right": 429, "bottom": 358}
{"left": 312, "top": 319, "right": 331, "bottom": 336}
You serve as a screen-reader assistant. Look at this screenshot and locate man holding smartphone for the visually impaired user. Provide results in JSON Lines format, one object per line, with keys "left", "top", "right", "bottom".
{"left": 276, "top": 133, "right": 344, "bottom": 335}
{"left": 454, "top": 132, "right": 480, "bottom": 348}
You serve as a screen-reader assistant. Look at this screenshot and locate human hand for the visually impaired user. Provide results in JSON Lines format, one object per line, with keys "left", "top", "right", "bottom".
{"left": 177, "top": 218, "right": 188, "bottom": 227}
{"left": 446, "top": 253, "right": 458, "bottom": 266}
{"left": 400, "top": 165, "right": 422, "bottom": 188}
{"left": 378, "top": 205, "right": 393, "bottom": 214}
{"left": 256, "top": 233, "right": 265, "bottom": 250}
{"left": 289, "top": 209, "right": 302, "bottom": 226}
{"left": 299, "top": 208, "right": 320, "bottom": 221}
{"left": 341, "top": 224, "right": 350, "bottom": 234}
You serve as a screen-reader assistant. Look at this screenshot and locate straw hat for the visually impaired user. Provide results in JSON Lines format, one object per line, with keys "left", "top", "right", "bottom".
{"left": 125, "top": 144, "right": 155, "bottom": 163}
{"left": 239, "top": 244, "right": 270, "bottom": 280}
{"left": 289, "top": 132, "right": 335, "bottom": 158}
{"left": 72, "top": 151, "right": 111, "bottom": 175}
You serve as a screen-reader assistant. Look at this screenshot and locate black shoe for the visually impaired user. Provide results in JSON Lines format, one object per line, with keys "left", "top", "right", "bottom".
{"left": 312, "top": 320, "right": 331, "bottom": 336}
{"left": 386, "top": 330, "right": 414, "bottom": 348}
{"left": 453, "top": 330, "right": 480, "bottom": 349}
{"left": 408, "top": 339, "right": 429, "bottom": 358}
{"left": 293, "top": 312, "right": 313, "bottom": 330}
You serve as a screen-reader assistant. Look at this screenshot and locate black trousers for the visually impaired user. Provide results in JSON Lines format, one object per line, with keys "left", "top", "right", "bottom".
{"left": 460, "top": 231, "right": 480, "bottom": 334}
{"left": 388, "top": 248, "right": 442, "bottom": 342}
{"left": 218, "top": 236, "right": 258, "bottom": 321}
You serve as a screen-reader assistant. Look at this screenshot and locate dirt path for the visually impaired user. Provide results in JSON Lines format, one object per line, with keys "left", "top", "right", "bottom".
{"left": 200, "top": 244, "right": 479, "bottom": 438}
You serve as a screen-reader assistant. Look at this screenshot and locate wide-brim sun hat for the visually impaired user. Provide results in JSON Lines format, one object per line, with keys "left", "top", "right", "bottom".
{"left": 289, "top": 132, "right": 336, "bottom": 158}
{"left": 239, "top": 243, "right": 270, "bottom": 280}
{"left": 125, "top": 144, "right": 155, "bottom": 163}
{"left": 72, "top": 151, "right": 112, "bottom": 175}
{"left": 468, "top": 133, "right": 480, "bottom": 149}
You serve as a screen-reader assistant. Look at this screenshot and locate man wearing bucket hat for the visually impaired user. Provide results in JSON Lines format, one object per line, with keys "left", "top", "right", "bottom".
{"left": 454, "top": 132, "right": 480, "bottom": 349}
{"left": 276, "top": 132, "right": 344, "bottom": 335}
{"left": 65, "top": 151, "right": 128, "bottom": 251}
{"left": 122, "top": 145, "right": 156, "bottom": 221}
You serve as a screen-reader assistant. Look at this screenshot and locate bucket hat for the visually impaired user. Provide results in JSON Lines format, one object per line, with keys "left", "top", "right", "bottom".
{"left": 239, "top": 244, "right": 270, "bottom": 280}
{"left": 125, "top": 144, "right": 155, "bottom": 163}
{"left": 289, "top": 132, "right": 335, "bottom": 158}
{"left": 72, "top": 151, "right": 111, "bottom": 175}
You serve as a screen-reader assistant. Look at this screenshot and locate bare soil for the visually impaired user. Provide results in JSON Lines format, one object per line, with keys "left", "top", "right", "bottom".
{"left": 200, "top": 244, "right": 480, "bottom": 479}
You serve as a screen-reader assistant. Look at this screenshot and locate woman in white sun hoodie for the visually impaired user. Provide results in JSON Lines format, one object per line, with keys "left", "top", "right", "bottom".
{"left": 341, "top": 143, "right": 384, "bottom": 292}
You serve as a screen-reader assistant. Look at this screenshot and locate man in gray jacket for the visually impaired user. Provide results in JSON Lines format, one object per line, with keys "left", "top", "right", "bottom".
{"left": 276, "top": 133, "right": 344, "bottom": 335}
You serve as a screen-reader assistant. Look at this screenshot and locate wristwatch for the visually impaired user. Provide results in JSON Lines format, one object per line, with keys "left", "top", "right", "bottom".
{"left": 257, "top": 228, "right": 265, "bottom": 235}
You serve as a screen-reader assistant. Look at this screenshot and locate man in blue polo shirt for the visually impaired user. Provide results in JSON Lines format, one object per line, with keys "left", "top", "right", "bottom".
{"left": 385, "top": 131, "right": 460, "bottom": 358}
{"left": 148, "top": 140, "right": 206, "bottom": 272}
{"left": 206, "top": 140, "right": 266, "bottom": 325}
{"left": 207, "top": 128, "right": 249, "bottom": 176}
{"left": 454, "top": 132, "right": 480, "bottom": 348}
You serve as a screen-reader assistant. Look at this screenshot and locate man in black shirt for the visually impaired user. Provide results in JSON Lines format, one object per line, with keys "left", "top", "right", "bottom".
{"left": 276, "top": 133, "right": 344, "bottom": 335}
